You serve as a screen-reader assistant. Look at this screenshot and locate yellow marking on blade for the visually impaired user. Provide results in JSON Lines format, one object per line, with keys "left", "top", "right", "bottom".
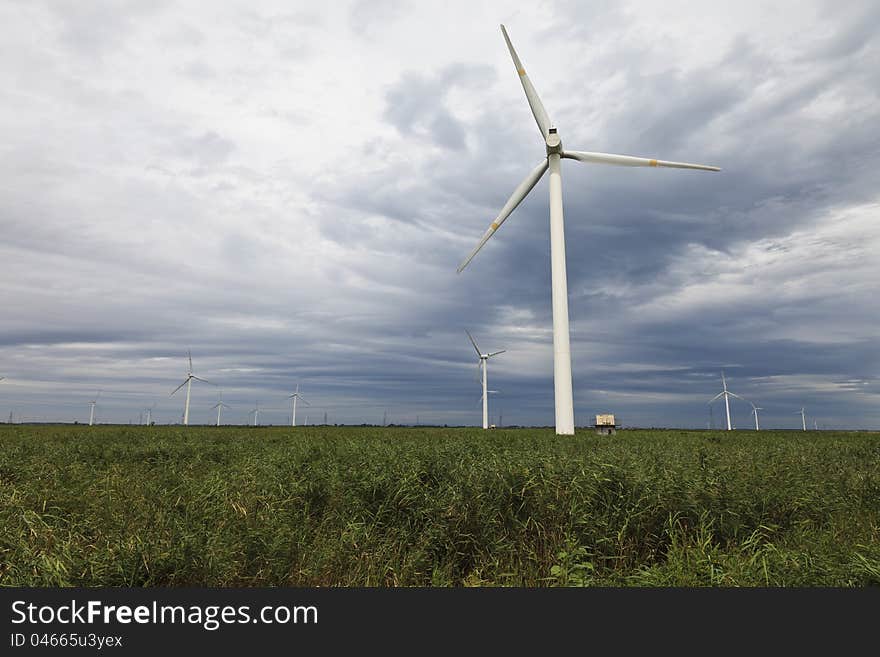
{"left": 491, "top": 222, "right": 500, "bottom": 231}
{"left": 517, "top": 68, "right": 525, "bottom": 76}
{"left": 649, "top": 159, "right": 658, "bottom": 167}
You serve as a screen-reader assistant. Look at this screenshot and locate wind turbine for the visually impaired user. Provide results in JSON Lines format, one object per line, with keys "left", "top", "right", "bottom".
{"left": 250, "top": 402, "right": 261, "bottom": 427}
{"left": 145, "top": 403, "right": 156, "bottom": 426}
{"left": 88, "top": 390, "right": 101, "bottom": 426}
{"left": 211, "top": 394, "right": 230, "bottom": 427}
{"left": 750, "top": 403, "right": 763, "bottom": 431}
{"left": 466, "top": 330, "right": 505, "bottom": 430}
{"left": 456, "top": 26, "right": 720, "bottom": 435}
{"left": 170, "top": 351, "right": 212, "bottom": 426}
{"left": 797, "top": 407, "right": 806, "bottom": 431}
{"left": 708, "top": 372, "right": 748, "bottom": 431}
{"left": 288, "top": 384, "right": 309, "bottom": 427}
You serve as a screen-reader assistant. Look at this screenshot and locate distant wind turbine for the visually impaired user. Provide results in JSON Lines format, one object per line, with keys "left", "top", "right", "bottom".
{"left": 288, "top": 384, "right": 309, "bottom": 427}
{"left": 170, "top": 351, "right": 213, "bottom": 426}
{"left": 708, "top": 372, "right": 748, "bottom": 431}
{"left": 750, "top": 403, "right": 763, "bottom": 431}
{"left": 466, "top": 330, "right": 505, "bottom": 430}
{"left": 145, "top": 402, "right": 156, "bottom": 426}
{"left": 798, "top": 407, "right": 806, "bottom": 431}
{"left": 88, "top": 390, "right": 101, "bottom": 426}
{"left": 250, "top": 402, "right": 261, "bottom": 427}
{"left": 456, "top": 25, "right": 720, "bottom": 435}
{"left": 212, "top": 395, "right": 230, "bottom": 427}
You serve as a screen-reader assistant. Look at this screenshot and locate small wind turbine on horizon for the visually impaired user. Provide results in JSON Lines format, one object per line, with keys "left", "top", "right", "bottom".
{"left": 798, "top": 407, "right": 807, "bottom": 431}
{"left": 170, "top": 351, "right": 213, "bottom": 426}
{"left": 708, "top": 372, "right": 748, "bottom": 431}
{"left": 212, "top": 393, "right": 230, "bottom": 427}
{"left": 88, "top": 390, "right": 101, "bottom": 426}
{"left": 145, "top": 402, "right": 156, "bottom": 426}
{"left": 250, "top": 402, "right": 261, "bottom": 427}
{"left": 466, "top": 330, "right": 505, "bottom": 430}
{"left": 750, "top": 403, "right": 763, "bottom": 431}
{"left": 288, "top": 384, "right": 309, "bottom": 427}
{"left": 456, "top": 25, "right": 720, "bottom": 435}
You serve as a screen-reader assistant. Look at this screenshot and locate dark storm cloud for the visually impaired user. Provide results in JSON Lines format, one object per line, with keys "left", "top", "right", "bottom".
{"left": 383, "top": 64, "right": 495, "bottom": 149}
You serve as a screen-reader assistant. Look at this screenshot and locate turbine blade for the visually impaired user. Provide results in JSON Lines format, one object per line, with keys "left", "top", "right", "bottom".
{"left": 562, "top": 150, "right": 720, "bottom": 172}
{"left": 457, "top": 159, "right": 548, "bottom": 273}
{"left": 192, "top": 375, "right": 214, "bottom": 385}
{"left": 487, "top": 350, "right": 506, "bottom": 358}
{"left": 465, "top": 330, "right": 481, "bottom": 357}
{"left": 708, "top": 392, "right": 724, "bottom": 403}
{"left": 728, "top": 392, "right": 748, "bottom": 402}
{"left": 500, "top": 25, "right": 551, "bottom": 139}
{"left": 170, "top": 380, "right": 187, "bottom": 396}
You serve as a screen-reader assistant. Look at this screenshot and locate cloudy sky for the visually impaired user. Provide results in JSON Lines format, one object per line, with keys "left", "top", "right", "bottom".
{"left": 1, "top": 0, "right": 878, "bottom": 429}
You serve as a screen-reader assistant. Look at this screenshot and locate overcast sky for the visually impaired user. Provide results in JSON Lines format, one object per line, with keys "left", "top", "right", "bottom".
{"left": 1, "top": 0, "right": 878, "bottom": 429}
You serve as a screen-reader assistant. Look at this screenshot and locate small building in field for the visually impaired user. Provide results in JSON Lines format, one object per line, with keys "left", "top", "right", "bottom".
{"left": 594, "top": 414, "right": 617, "bottom": 435}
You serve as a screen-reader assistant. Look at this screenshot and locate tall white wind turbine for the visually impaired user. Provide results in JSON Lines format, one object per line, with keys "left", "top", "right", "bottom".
{"left": 466, "top": 330, "right": 505, "bottom": 430}
{"left": 750, "top": 403, "right": 763, "bottom": 431}
{"left": 250, "top": 402, "right": 261, "bottom": 427}
{"left": 457, "top": 26, "right": 720, "bottom": 435}
{"left": 88, "top": 390, "right": 101, "bottom": 426}
{"left": 170, "top": 351, "right": 212, "bottom": 426}
{"left": 212, "top": 397, "right": 230, "bottom": 427}
{"left": 798, "top": 407, "right": 806, "bottom": 431}
{"left": 288, "top": 384, "right": 309, "bottom": 427}
{"left": 708, "top": 371, "right": 748, "bottom": 431}
{"left": 145, "top": 402, "right": 156, "bottom": 426}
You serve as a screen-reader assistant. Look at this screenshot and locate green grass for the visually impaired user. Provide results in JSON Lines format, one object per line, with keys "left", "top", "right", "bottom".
{"left": 1, "top": 425, "right": 878, "bottom": 586}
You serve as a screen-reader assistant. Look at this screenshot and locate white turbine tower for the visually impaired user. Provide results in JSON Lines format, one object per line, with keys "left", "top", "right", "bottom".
{"left": 88, "top": 390, "right": 101, "bottom": 426}
{"left": 465, "top": 330, "right": 505, "bottom": 430}
{"left": 457, "top": 26, "right": 720, "bottom": 435}
{"left": 288, "top": 384, "right": 309, "bottom": 427}
{"left": 250, "top": 402, "right": 261, "bottom": 427}
{"left": 708, "top": 372, "right": 747, "bottom": 431}
{"left": 145, "top": 402, "right": 156, "bottom": 426}
{"left": 170, "top": 351, "right": 212, "bottom": 426}
{"left": 798, "top": 407, "right": 806, "bottom": 431}
{"left": 212, "top": 397, "right": 230, "bottom": 427}
{"left": 750, "top": 403, "right": 763, "bottom": 431}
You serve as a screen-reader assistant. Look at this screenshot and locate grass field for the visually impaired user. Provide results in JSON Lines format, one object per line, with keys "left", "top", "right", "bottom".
{"left": 1, "top": 424, "right": 878, "bottom": 586}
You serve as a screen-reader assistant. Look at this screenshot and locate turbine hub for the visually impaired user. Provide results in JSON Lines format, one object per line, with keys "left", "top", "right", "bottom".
{"left": 545, "top": 128, "right": 562, "bottom": 155}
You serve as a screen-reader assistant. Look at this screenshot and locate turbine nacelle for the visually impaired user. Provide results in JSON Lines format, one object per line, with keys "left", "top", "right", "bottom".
{"left": 545, "top": 128, "right": 562, "bottom": 155}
